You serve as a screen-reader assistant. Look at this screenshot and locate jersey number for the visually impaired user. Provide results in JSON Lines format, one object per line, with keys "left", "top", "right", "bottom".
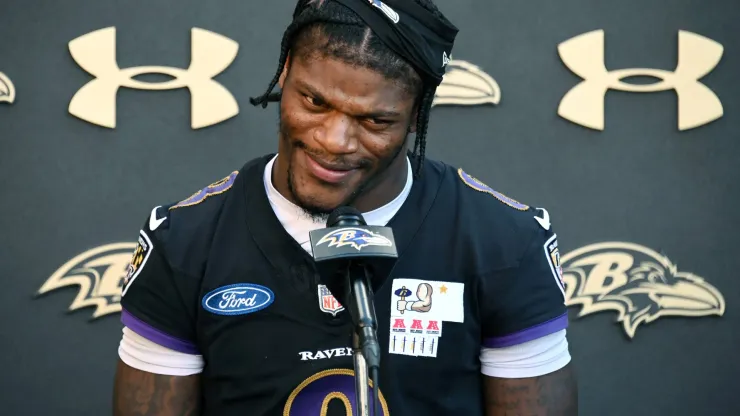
{"left": 283, "top": 369, "right": 389, "bottom": 416}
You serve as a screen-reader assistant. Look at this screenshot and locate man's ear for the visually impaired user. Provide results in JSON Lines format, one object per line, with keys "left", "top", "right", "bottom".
{"left": 278, "top": 54, "right": 291, "bottom": 89}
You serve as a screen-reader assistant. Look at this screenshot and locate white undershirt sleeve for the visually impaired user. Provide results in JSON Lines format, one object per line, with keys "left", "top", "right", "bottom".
{"left": 120, "top": 324, "right": 568, "bottom": 378}
{"left": 118, "top": 327, "right": 205, "bottom": 376}
{"left": 480, "top": 329, "right": 571, "bottom": 378}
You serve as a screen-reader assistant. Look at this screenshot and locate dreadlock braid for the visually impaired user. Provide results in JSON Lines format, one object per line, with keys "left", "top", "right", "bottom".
{"left": 250, "top": 0, "right": 450, "bottom": 178}
{"left": 411, "top": 86, "right": 435, "bottom": 176}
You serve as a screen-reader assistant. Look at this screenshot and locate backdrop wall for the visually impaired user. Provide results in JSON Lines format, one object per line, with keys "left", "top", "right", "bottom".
{"left": 1, "top": 1, "right": 738, "bottom": 415}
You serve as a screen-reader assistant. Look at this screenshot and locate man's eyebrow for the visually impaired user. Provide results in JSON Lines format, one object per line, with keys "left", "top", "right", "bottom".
{"left": 356, "top": 109, "right": 402, "bottom": 118}
{"left": 295, "top": 79, "right": 325, "bottom": 99}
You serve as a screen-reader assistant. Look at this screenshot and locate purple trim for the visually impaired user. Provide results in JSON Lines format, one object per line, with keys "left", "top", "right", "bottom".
{"left": 483, "top": 312, "right": 568, "bottom": 348}
{"left": 458, "top": 169, "right": 529, "bottom": 210}
{"left": 171, "top": 171, "right": 238, "bottom": 209}
{"left": 121, "top": 309, "right": 200, "bottom": 355}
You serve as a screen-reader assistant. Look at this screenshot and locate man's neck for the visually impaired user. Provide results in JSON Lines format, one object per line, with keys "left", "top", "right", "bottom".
{"left": 345, "top": 152, "right": 410, "bottom": 212}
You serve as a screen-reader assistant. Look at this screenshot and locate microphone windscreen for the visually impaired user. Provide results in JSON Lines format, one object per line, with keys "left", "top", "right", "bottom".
{"left": 327, "top": 206, "right": 366, "bottom": 227}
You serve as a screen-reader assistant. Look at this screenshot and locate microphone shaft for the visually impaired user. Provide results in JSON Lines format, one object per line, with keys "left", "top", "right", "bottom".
{"left": 352, "top": 332, "right": 371, "bottom": 416}
{"left": 349, "top": 263, "right": 381, "bottom": 371}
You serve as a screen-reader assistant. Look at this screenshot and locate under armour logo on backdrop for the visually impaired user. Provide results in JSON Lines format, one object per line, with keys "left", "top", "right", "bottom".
{"left": 558, "top": 30, "right": 724, "bottom": 131}
{"left": 68, "top": 27, "right": 239, "bottom": 129}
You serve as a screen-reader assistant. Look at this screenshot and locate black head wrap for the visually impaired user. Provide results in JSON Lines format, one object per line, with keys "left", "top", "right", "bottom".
{"left": 319, "top": 0, "right": 458, "bottom": 86}
{"left": 252, "top": 0, "right": 459, "bottom": 105}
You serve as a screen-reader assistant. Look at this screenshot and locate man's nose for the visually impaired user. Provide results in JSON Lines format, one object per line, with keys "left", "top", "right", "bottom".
{"left": 313, "top": 113, "right": 359, "bottom": 154}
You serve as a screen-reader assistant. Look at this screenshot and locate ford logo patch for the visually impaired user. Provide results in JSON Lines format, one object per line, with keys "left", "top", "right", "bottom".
{"left": 202, "top": 283, "right": 274, "bottom": 316}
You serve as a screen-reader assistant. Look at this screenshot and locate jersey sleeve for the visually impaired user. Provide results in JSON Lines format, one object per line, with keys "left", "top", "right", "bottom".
{"left": 120, "top": 206, "right": 201, "bottom": 355}
{"left": 479, "top": 329, "right": 570, "bottom": 378}
{"left": 479, "top": 218, "right": 568, "bottom": 349}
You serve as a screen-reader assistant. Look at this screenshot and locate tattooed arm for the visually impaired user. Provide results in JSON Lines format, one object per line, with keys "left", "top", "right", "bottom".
{"left": 113, "top": 359, "right": 201, "bottom": 416}
{"left": 483, "top": 363, "right": 578, "bottom": 416}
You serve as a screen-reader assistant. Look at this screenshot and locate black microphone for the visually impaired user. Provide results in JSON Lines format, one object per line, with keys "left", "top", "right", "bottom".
{"left": 309, "top": 206, "right": 398, "bottom": 373}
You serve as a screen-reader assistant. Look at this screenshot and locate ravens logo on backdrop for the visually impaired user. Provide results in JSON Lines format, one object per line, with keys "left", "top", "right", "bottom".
{"left": 0, "top": 72, "right": 15, "bottom": 104}
{"left": 37, "top": 242, "right": 137, "bottom": 319}
{"left": 561, "top": 242, "right": 725, "bottom": 338}
{"left": 432, "top": 59, "right": 501, "bottom": 108}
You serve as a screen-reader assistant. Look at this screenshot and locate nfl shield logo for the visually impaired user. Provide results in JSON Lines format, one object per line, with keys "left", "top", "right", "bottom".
{"left": 318, "top": 285, "right": 344, "bottom": 316}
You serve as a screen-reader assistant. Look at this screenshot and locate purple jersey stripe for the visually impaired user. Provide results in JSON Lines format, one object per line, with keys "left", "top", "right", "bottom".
{"left": 121, "top": 309, "right": 200, "bottom": 355}
{"left": 483, "top": 312, "right": 568, "bottom": 348}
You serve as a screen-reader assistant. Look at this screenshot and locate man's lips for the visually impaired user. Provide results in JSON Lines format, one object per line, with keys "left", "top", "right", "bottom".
{"left": 304, "top": 152, "right": 358, "bottom": 183}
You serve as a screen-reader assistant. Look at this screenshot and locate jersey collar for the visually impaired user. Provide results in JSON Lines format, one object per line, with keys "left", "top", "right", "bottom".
{"left": 243, "top": 153, "right": 445, "bottom": 289}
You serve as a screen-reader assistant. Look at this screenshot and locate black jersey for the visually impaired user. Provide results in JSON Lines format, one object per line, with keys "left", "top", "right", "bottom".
{"left": 120, "top": 154, "right": 568, "bottom": 416}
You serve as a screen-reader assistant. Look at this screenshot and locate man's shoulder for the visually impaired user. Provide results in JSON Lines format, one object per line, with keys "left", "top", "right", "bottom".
{"left": 432, "top": 161, "right": 553, "bottom": 265}
{"left": 140, "top": 156, "right": 267, "bottom": 259}
{"left": 433, "top": 161, "right": 540, "bottom": 224}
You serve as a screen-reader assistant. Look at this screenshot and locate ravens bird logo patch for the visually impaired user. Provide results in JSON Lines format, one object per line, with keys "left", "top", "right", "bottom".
{"left": 561, "top": 242, "right": 725, "bottom": 338}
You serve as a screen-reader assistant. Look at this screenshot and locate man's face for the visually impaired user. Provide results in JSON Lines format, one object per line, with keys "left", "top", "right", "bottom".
{"left": 277, "top": 53, "right": 418, "bottom": 217}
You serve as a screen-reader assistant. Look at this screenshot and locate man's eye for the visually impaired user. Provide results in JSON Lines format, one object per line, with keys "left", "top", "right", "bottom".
{"left": 305, "top": 95, "right": 325, "bottom": 107}
{"left": 368, "top": 118, "right": 392, "bottom": 126}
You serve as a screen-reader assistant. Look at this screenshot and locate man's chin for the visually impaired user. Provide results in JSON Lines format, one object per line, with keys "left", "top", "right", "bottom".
{"left": 287, "top": 165, "right": 364, "bottom": 220}
{"left": 294, "top": 193, "right": 343, "bottom": 218}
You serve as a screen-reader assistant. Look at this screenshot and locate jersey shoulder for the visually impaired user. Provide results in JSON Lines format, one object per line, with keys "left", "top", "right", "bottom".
{"left": 445, "top": 164, "right": 555, "bottom": 266}
{"left": 139, "top": 166, "right": 247, "bottom": 272}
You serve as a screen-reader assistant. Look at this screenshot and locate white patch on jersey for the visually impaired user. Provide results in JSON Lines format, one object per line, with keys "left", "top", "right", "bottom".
{"left": 388, "top": 332, "right": 439, "bottom": 358}
{"left": 388, "top": 278, "right": 461, "bottom": 358}
{"left": 388, "top": 317, "right": 442, "bottom": 358}
{"left": 298, "top": 347, "right": 352, "bottom": 361}
{"left": 390, "top": 278, "right": 464, "bottom": 323}
{"left": 390, "top": 317, "right": 443, "bottom": 337}
{"left": 122, "top": 230, "right": 153, "bottom": 297}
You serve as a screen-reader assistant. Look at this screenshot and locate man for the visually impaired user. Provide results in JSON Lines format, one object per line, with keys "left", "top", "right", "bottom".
{"left": 112, "top": 0, "right": 579, "bottom": 414}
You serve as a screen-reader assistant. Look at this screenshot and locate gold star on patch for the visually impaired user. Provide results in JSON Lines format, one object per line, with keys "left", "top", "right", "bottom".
{"left": 440, "top": 285, "right": 448, "bottom": 294}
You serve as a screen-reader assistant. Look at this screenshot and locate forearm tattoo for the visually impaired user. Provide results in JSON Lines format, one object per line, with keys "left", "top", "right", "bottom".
{"left": 484, "top": 364, "right": 578, "bottom": 416}
{"left": 113, "top": 360, "right": 201, "bottom": 416}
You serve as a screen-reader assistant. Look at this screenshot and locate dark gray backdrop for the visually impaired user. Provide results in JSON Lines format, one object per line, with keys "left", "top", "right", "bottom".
{"left": 1, "top": 0, "right": 738, "bottom": 415}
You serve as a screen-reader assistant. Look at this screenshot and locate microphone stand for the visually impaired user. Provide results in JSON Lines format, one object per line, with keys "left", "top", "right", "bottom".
{"left": 347, "top": 263, "right": 380, "bottom": 416}
{"left": 352, "top": 332, "right": 370, "bottom": 416}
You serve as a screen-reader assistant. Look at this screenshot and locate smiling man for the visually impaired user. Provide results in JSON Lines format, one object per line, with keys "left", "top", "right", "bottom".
{"left": 112, "top": 1, "right": 578, "bottom": 415}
